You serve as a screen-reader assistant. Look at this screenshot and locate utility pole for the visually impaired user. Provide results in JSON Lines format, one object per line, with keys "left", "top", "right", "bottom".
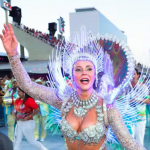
{"left": 58, "top": 16, "right": 65, "bottom": 39}
{"left": 5, "top": 9, "right": 8, "bottom": 25}
{"left": 0, "top": 0, "right": 11, "bottom": 25}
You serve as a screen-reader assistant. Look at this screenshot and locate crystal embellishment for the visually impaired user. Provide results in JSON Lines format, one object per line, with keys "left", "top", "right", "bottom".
{"left": 74, "top": 107, "right": 88, "bottom": 117}
{"left": 71, "top": 90, "right": 99, "bottom": 118}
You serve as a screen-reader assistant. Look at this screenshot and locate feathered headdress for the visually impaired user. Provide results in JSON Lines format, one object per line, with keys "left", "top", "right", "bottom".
{"left": 48, "top": 26, "right": 135, "bottom": 103}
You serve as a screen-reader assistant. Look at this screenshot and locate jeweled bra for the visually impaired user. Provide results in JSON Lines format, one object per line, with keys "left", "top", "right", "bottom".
{"left": 61, "top": 92, "right": 107, "bottom": 150}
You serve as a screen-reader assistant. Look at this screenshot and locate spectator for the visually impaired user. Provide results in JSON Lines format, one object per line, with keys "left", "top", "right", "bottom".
{"left": 13, "top": 88, "right": 48, "bottom": 150}
{"left": 13, "top": 23, "right": 62, "bottom": 47}
{"left": 0, "top": 78, "right": 5, "bottom": 97}
{"left": 5, "top": 79, "right": 19, "bottom": 141}
{"left": 20, "top": 24, "right": 24, "bottom": 30}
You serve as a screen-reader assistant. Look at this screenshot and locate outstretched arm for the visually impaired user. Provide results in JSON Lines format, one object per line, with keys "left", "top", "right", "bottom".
{"left": 9, "top": 53, "right": 61, "bottom": 109}
{"left": 0, "top": 24, "right": 62, "bottom": 110}
{"left": 107, "top": 104, "right": 146, "bottom": 150}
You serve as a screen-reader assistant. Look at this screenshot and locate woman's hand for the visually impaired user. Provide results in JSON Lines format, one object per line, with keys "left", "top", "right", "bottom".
{"left": 0, "top": 23, "right": 18, "bottom": 56}
{"left": 22, "top": 116, "right": 30, "bottom": 121}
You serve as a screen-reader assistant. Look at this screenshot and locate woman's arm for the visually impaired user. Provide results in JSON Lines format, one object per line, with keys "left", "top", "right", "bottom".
{"left": 9, "top": 53, "right": 62, "bottom": 110}
{"left": 12, "top": 109, "right": 17, "bottom": 120}
{"left": 30, "top": 108, "right": 40, "bottom": 117}
{"left": 107, "top": 104, "right": 146, "bottom": 150}
{"left": 0, "top": 24, "right": 62, "bottom": 110}
{"left": 141, "top": 98, "right": 149, "bottom": 104}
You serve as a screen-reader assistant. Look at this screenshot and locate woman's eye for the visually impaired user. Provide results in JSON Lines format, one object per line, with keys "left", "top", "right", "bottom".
{"left": 87, "top": 68, "right": 92, "bottom": 71}
{"left": 75, "top": 68, "right": 81, "bottom": 72}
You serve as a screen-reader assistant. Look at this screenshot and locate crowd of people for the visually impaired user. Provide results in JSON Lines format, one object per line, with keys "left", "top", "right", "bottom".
{"left": 0, "top": 76, "right": 51, "bottom": 150}
{"left": 14, "top": 23, "right": 63, "bottom": 47}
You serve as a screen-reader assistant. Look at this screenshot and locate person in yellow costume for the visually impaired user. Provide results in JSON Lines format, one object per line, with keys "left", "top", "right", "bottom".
{"left": 33, "top": 79, "right": 49, "bottom": 141}
{"left": 4, "top": 79, "right": 18, "bottom": 141}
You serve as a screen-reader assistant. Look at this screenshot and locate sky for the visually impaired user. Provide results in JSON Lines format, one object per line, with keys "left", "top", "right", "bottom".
{"left": 0, "top": 0, "right": 150, "bottom": 66}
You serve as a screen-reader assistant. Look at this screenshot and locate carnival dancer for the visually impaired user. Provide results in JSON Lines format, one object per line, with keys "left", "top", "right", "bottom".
{"left": 4, "top": 79, "right": 18, "bottom": 141}
{"left": 129, "top": 69, "right": 150, "bottom": 146}
{"left": 0, "top": 23, "right": 147, "bottom": 150}
{"left": 12, "top": 88, "right": 48, "bottom": 150}
{"left": 33, "top": 79, "right": 49, "bottom": 141}
{"left": 117, "top": 69, "right": 150, "bottom": 147}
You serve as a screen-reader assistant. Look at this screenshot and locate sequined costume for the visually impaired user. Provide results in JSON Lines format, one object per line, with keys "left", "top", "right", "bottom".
{"left": 61, "top": 99, "right": 107, "bottom": 150}
{"left": 8, "top": 52, "right": 146, "bottom": 150}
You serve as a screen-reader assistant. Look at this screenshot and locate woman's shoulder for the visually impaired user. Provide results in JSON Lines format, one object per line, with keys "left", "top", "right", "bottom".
{"left": 25, "top": 97, "right": 38, "bottom": 106}
{"left": 96, "top": 95, "right": 103, "bottom": 105}
{"left": 96, "top": 95, "right": 115, "bottom": 108}
{"left": 27, "top": 97, "right": 34, "bottom": 100}
{"left": 26, "top": 97, "right": 35, "bottom": 101}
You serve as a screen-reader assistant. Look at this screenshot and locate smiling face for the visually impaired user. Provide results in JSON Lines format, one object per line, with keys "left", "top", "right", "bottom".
{"left": 18, "top": 89, "right": 24, "bottom": 99}
{"left": 133, "top": 70, "right": 139, "bottom": 81}
{"left": 0, "top": 79, "right": 4, "bottom": 86}
{"left": 73, "top": 60, "right": 95, "bottom": 91}
{"left": 13, "top": 81, "right": 18, "bottom": 88}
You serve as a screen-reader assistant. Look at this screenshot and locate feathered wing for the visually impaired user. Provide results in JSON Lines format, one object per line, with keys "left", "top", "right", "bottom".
{"left": 98, "top": 52, "right": 115, "bottom": 103}
{"left": 47, "top": 48, "right": 74, "bottom": 102}
{"left": 46, "top": 47, "right": 74, "bottom": 134}
{"left": 106, "top": 75, "right": 149, "bottom": 148}
{"left": 45, "top": 105, "right": 62, "bottom": 135}
{"left": 99, "top": 54, "right": 149, "bottom": 147}
{"left": 103, "top": 52, "right": 114, "bottom": 87}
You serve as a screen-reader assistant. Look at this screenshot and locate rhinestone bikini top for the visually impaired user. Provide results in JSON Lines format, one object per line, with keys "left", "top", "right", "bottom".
{"left": 61, "top": 100, "right": 106, "bottom": 145}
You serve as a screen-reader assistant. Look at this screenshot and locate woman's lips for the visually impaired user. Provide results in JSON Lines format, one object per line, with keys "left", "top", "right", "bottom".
{"left": 80, "top": 78, "right": 89, "bottom": 85}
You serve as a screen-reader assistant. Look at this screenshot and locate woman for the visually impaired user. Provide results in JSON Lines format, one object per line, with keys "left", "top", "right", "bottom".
{"left": 0, "top": 24, "right": 146, "bottom": 150}
{"left": 129, "top": 69, "right": 149, "bottom": 146}
{"left": 12, "top": 88, "right": 48, "bottom": 150}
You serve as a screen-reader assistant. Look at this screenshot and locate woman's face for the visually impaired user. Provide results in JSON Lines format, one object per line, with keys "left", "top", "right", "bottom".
{"left": 73, "top": 60, "right": 95, "bottom": 91}
{"left": 18, "top": 89, "right": 24, "bottom": 99}
{"left": 13, "top": 81, "right": 18, "bottom": 88}
{"left": 133, "top": 70, "right": 139, "bottom": 80}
